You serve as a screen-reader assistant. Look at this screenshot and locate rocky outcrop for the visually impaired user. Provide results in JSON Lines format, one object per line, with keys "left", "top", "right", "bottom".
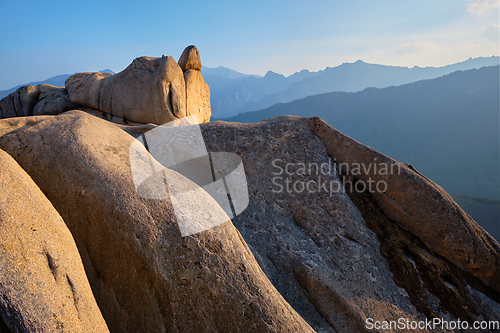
{"left": 184, "top": 69, "right": 211, "bottom": 123}
{"left": 0, "top": 46, "right": 212, "bottom": 125}
{"left": 0, "top": 111, "right": 313, "bottom": 333}
{"left": 200, "top": 116, "right": 500, "bottom": 332}
{"left": 178, "top": 45, "right": 202, "bottom": 71}
{"left": 65, "top": 56, "right": 187, "bottom": 125}
{"left": 0, "top": 110, "right": 498, "bottom": 332}
{"left": 0, "top": 149, "right": 108, "bottom": 332}
{"left": 64, "top": 45, "right": 211, "bottom": 124}
{"left": 308, "top": 117, "right": 500, "bottom": 291}
{"left": 0, "top": 84, "right": 77, "bottom": 118}
{"left": 179, "top": 45, "right": 211, "bottom": 123}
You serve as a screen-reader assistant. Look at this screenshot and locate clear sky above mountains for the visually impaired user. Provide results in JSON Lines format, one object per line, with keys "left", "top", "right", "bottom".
{"left": 0, "top": 0, "right": 498, "bottom": 90}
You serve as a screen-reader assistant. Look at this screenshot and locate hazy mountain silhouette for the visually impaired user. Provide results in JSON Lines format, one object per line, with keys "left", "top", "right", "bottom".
{"left": 201, "top": 66, "right": 261, "bottom": 79}
{"left": 203, "top": 68, "right": 321, "bottom": 118}
{"left": 453, "top": 195, "right": 500, "bottom": 241}
{"left": 207, "top": 56, "right": 499, "bottom": 118}
{"left": 223, "top": 66, "right": 500, "bottom": 203}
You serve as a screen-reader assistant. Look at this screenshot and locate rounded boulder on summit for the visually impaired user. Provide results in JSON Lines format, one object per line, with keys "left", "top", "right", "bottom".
{"left": 0, "top": 45, "right": 212, "bottom": 125}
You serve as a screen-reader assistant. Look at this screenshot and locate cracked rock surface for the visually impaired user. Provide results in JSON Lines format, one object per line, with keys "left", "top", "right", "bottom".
{"left": 0, "top": 148, "right": 108, "bottom": 332}
{"left": 201, "top": 116, "right": 500, "bottom": 332}
{"left": 0, "top": 111, "right": 313, "bottom": 333}
{"left": 0, "top": 111, "right": 497, "bottom": 332}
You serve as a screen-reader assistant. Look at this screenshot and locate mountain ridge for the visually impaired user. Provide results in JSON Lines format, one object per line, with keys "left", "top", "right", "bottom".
{"left": 222, "top": 65, "right": 500, "bottom": 203}
{"left": 4, "top": 56, "right": 497, "bottom": 117}
{"left": 239, "top": 56, "right": 500, "bottom": 116}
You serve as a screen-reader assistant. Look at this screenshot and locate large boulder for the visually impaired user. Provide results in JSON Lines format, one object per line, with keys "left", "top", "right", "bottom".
{"left": 178, "top": 46, "right": 211, "bottom": 123}
{"left": 0, "top": 149, "right": 108, "bottom": 332}
{"left": 184, "top": 69, "right": 211, "bottom": 123}
{"left": 65, "top": 46, "right": 213, "bottom": 125}
{"left": 200, "top": 116, "right": 500, "bottom": 332}
{"left": 0, "top": 111, "right": 314, "bottom": 333}
{"left": 32, "top": 84, "right": 78, "bottom": 116}
{"left": 65, "top": 57, "right": 187, "bottom": 125}
{"left": 0, "top": 84, "right": 77, "bottom": 119}
{"left": 0, "top": 110, "right": 498, "bottom": 332}
{"left": 178, "top": 45, "right": 202, "bottom": 71}
{"left": 308, "top": 117, "right": 500, "bottom": 290}
{"left": 1, "top": 46, "right": 212, "bottom": 125}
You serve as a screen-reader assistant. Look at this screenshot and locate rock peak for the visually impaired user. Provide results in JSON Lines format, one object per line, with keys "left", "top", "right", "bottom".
{"left": 178, "top": 45, "right": 202, "bottom": 72}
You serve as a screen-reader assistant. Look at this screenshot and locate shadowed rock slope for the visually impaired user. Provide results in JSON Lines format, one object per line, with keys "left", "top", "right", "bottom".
{"left": 0, "top": 111, "right": 498, "bottom": 332}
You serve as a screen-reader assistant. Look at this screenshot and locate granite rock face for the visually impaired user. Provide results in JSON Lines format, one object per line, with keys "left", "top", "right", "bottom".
{"left": 64, "top": 45, "right": 212, "bottom": 125}
{"left": 0, "top": 84, "right": 77, "bottom": 118}
{"left": 308, "top": 117, "right": 500, "bottom": 290}
{"left": 0, "top": 111, "right": 313, "bottom": 333}
{"left": 184, "top": 69, "right": 211, "bottom": 123}
{"left": 65, "top": 56, "right": 188, "bottom": 125}
{"left": 179, "top": 45, "right": 211, "bottom": 123}
{"left": 200, "top": 116, "right": 500, "bottom": 332}
{"left": 0, "top": 149, "right": 108, "bottom": 332}
{"left": 0, "top": 111, "right": 497, "bottom": 332}
{"left": 178, "top": 45, "right": 202, "bottom": 71}
{"left": 0, "top": 46, "right": 212, "bottom": 125}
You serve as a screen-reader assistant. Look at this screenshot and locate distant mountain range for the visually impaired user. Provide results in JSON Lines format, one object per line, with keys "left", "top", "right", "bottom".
{"left": 201, "top": 66, "right": 261, "bottom": 80}
{"left": 205, "top": 56, "right": 499, "bottom": 118}
{"left": 2, "top": 57, "right": 498, "bottom": 119}
{"left": 223, "top": 66, "right": 500, "bottom": 203}
{"left": 453, "top": 195, "right": 500, "bottom": 241}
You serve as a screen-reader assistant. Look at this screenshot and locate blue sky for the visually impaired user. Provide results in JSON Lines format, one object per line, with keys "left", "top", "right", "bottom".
{"left": 0, "top": 0, "right": 498, "bottom": 90}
